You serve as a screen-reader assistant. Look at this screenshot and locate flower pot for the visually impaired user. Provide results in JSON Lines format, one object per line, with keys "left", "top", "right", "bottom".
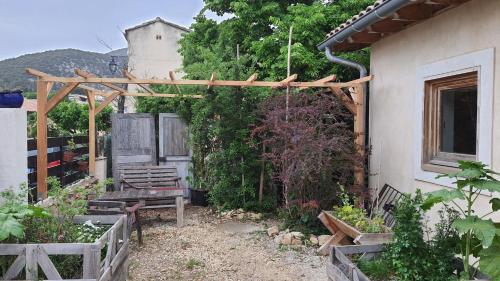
{"left": 0, "top": 90, "right": 24, "bottom": 108}
{"left": 78, "top": 160, "right": 89, "bottom": 172}
{"left": 190, "top": 188, "right": 209, "bottom": 206}
{"left": 63, "top": 151, "right": 77, "bottom": 162}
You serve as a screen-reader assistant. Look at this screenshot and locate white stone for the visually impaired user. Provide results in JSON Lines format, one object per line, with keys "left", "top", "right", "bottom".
{"left": 267, "top": 226, "right": 279, "bottom": 237}
{"left": 318, "top": 235, "right": 332, "bottom": 246}
{"left": 309, "top": 235, "right": 319, "bottom": 245}
{"left": 290, "top": 232, "right": 304, "bottom": 239}
{"left": 281, "top": 233, "right": 293, "bottom": 245}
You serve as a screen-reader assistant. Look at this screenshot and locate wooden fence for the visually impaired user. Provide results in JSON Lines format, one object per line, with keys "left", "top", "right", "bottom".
{"left": 28, "top": 136, "right": 89, "bottom": 201}
{"left": 0, "top": 214, "right": 129, "bottom": 281}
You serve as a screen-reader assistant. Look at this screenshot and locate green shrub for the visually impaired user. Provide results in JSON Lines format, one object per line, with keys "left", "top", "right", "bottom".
{"left": 388, "top": 190, "right": 458, "bottom": 281}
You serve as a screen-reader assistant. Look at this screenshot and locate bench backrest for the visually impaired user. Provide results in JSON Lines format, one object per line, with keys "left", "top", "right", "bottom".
{"left": 119, "top": 166, "right": 180, "bottom": 190}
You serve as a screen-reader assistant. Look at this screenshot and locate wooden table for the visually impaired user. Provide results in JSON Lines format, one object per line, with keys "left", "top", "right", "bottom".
{"left": 99, "top": 189, "right": 184, "bottom": 227}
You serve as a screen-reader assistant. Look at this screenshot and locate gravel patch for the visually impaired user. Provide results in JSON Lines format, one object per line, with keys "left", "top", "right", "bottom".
{"left": 127, "top": 206, "right": 327, "bottom": 281}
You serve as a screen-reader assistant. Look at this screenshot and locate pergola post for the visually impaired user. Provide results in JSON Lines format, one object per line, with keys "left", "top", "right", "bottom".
{"left": 353, "top": 85, "right": 366, "bottom": 196}
{"left": 36, "top": 80, "right": 49, "bottom": 199}
{"left": 86, "top": 91, "right": 96, "bottom": 176}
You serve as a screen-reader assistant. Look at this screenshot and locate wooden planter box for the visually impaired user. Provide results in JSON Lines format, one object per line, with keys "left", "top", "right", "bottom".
{"left": 318, "top": 211, "right": 393, "bottom": 255}
{"left": 327, "top": 244, "right": 491, "bottom": 281}
{"left": 0, "top": 214, "right": 129, "bottom": 281}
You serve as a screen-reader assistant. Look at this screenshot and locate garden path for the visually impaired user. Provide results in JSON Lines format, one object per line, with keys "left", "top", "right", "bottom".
{"left": 128, "top": 206, "right": 327, "bottom": 281}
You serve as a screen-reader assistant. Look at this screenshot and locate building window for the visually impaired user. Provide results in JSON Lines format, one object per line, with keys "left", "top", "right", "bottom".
{"left": 155, "top": 35, "right": 162, "bottom": 40}
{"left": 422, "top": 71, "right": 478, "bottom": 172}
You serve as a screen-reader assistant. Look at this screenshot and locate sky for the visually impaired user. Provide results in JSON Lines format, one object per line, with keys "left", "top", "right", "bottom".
{"left": 0, "top": 0, "right": 218, "bottom": 60}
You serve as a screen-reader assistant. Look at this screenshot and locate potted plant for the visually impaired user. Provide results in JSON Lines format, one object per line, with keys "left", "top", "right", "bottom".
{"left": 318, "top": 187, "right": 393, "bottom": 251}
{"left": 422, "top": 161, "right": 500, "bottom": 280}
{"left": 0, "top": 90, "right": 24, "bottom": 108}
{"left": 77, "top": 155, "right": 89, "bottom": 172}
{"left": 189, "top": 177, "right": 209, "bottom": 207}
{"left": 63, "top": 138, "right": 77, "bottom": 162}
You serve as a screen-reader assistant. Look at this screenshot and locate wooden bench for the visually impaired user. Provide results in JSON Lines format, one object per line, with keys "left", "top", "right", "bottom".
{"left": 119, "top": 165, "right": 182, "bottom": 191}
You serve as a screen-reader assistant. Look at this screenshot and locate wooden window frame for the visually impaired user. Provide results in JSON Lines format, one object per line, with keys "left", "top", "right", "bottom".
{"left": 422, "top": 71, "right": 478, "bottom": 173}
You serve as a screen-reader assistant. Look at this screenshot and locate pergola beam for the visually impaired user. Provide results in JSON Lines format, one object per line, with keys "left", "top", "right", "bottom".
{"left": 75, "top": 69, "right": 126, "bottom": 94}
{"left": 275, "top": 74, "right": 298, "bottom": 88}
{"left": 123, "top": 70, "right": 156, "bottom": 95}
{"left": 169, "top": 71, "right": 182, "bottom": 94}
{"left": 300, "top": 74, "right": 336, "bottom": 90}
{"left": 27, "top": 67, "right": 371, "bottom": 199}
{"left": 34, "top": 76, "right": 368, "bottom": 88}
{"left": 45, "top": 82, "right": 80, "bottom": 113}
{"left": 329, "top": 87, "right": 356, "bottom": 114}
{"left": 208, "top": 73, "right": 216, "bottom": 89}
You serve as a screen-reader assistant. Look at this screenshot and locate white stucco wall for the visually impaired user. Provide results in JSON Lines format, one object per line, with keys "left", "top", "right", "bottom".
{"left": 125, "top": 20, "right": 187, "bottom": 113}
{"left": 369, "top": 0, "right": 500, "bottom": 221}
{"left": 0, "top": 109, "right": 27, "bottom": 199}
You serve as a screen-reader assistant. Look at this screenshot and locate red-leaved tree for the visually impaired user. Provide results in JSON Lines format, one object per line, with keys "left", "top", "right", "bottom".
{"left": 253, "top": 92, "right": 363, "bottom": 210}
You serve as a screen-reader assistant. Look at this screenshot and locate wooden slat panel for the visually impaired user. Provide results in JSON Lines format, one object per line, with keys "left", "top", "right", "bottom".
{"left": 3, "top": 252, "right": 26, "bottom": 280}
{"left": 120, "top": 166, "right": 177, "bottom": 171}
{"left": 122, "top": 172, "right": 178, "bottom": 179}
{"left": 112, "top": 114, "right": 156, "bottom": 190}
{"left": 37, "top": 246, "right": 63, "bottom": 280}
{"left": 123, "top": 177, "right": 179, "bottom": 183}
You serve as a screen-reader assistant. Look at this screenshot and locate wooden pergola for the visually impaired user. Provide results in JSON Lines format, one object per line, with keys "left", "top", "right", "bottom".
{"left": 26, "top": 68, "right": 371, "bottom": 199}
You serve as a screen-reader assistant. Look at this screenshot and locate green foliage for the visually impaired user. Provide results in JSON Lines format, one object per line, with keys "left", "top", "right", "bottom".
{"left": 0, "top": 181, "right": 109, "bottom": 279}
{"left": 388, "top": 190, "right": 458, "bottom": 281}
{"left": 28, "top": 100, "right": 112, "bottom": 137}
{"left": 356, "top": 256, "right": 393, "bottom": 281}
{"left": 422, "top": 161, "right": 500, "bottom": 280}
{"left": 0, "top": 185, "right": 50, "bottom": 242}
{"left": 333, "top": 187, "right": 386, "bottom": 233}
{"left": 139, "top": 1, "right": 375, "bottom": 211}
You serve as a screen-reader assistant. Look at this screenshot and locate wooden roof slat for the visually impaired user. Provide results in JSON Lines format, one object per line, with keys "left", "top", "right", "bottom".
{"left": 123, "top": 70, "right": 156, "bottom": 95}
{"left": 208, "top": 73, "right": 216, "bottom": 89}
{"left": 169, "top": 71, "right": 182, "bottom": 94}
{"left": 75, "top": 69, "right": 126, "bottom": 93}
{"left": 299, "top": 74, "right": 336, "bottom": 90}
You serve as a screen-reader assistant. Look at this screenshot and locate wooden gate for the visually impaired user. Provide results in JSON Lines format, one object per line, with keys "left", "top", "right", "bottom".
{"left": 159, "top": 113, "right": 191, "bottom": 196}
{"left": 112, "top": 114, "right": 156, "bottom": 190}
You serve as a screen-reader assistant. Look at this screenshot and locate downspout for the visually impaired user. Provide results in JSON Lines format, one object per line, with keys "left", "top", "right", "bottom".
{"left": 324, "top": 48, "right": 367, "bottom": 79}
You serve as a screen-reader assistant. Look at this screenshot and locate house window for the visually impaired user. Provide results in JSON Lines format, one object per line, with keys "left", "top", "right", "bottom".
{"left": 422, "top": 71, "right": 478, "bottom": 172}
{"left": 156, "top": 35, "right": 162, "bottom": 40}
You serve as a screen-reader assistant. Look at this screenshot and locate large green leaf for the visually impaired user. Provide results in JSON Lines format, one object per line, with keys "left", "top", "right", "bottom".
{"left": 479, "top": 236, "right": 500, "bottom": 281}
{"left": 452, "top": 216, "right": 496, "bottom": 248}
{"left": 490, "top": 198, "right": 500, "bottom": 212}
{"left": 0, "top": 214, "right": 25, "bottom": 241}
{"left": 422, "top": 189, "right": 464, "bottom": 210}
{"left": 472, "top": 179, "right": 500, "bottom": 193}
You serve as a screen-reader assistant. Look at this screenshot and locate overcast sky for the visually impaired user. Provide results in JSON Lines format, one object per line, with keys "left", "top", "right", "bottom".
{"left": 0, "top": 0, "right": 215, "bottom": 60}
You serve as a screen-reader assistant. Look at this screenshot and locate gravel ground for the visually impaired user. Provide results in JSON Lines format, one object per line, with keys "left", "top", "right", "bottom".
{"left": 127, "top": 206, "right": 328, "bottom": 281}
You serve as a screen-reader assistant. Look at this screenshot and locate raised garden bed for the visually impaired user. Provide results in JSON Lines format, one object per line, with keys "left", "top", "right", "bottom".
{"left": 318, "top": 211, "right": 393, "bottom": 255}
{"left": 0, "top": 214, "right": 129, "bottom": 281}
{"left": 327, "top": 244, "right": 491, "bottom": 281}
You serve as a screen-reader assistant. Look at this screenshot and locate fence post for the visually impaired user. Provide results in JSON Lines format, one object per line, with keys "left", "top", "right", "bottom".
{"left": 25, "top": 244, "right": 38, "bottom": 280}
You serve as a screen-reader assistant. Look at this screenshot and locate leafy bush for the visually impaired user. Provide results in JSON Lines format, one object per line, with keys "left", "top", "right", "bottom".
{"left": 388, "top": 190, "right": 458, "bottom": 281}
{"left": 422, "top": 161, "right": 500, "bottom": 280}
{"left": 0, "top": 181, "right": 108, "bottom": 279}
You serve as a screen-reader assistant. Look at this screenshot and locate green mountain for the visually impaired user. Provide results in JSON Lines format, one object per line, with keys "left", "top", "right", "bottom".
{"left": 0, "top": 48, "right": 127, "bottom": 91}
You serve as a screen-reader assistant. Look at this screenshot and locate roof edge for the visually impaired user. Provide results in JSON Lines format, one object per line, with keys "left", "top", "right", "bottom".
{"left": 125, "top": 17, "right": 191, "bottom": 35}
{"left": 317, "top": 0, "right": 413, "bottom": 51}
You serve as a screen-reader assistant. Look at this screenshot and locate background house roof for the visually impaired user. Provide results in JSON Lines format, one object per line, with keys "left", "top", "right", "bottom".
{"left": 125, "top": 17, "right": 191, "bottom": 36}
{"left": 321, "top": 0, "right": 470, "bottom": 52}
